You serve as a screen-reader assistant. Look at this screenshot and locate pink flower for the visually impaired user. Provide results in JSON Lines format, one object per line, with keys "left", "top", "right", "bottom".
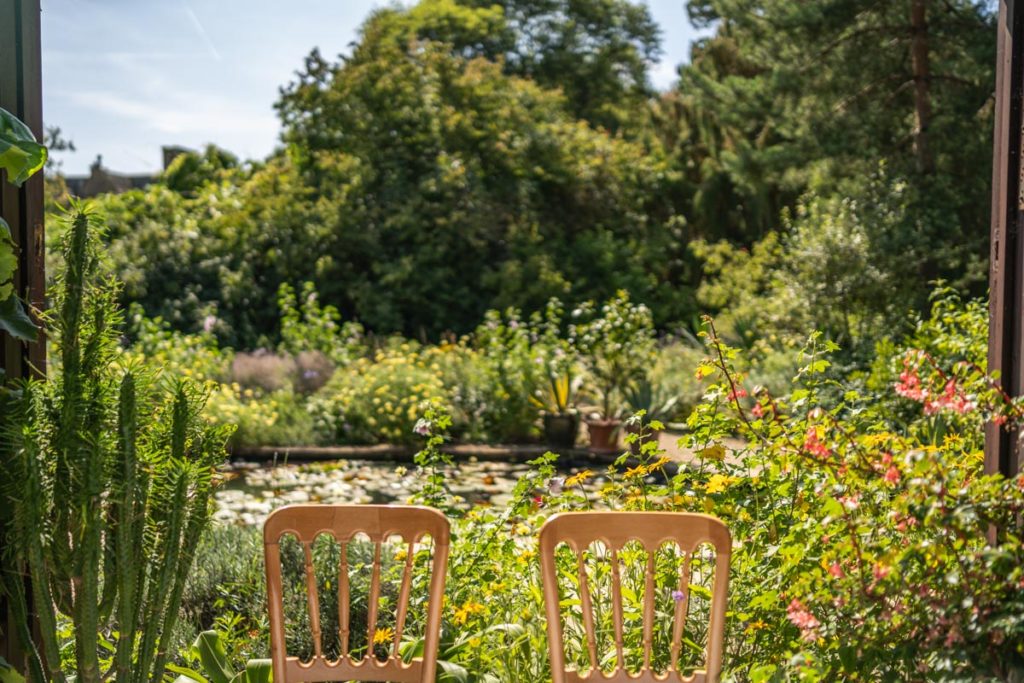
{"left": 751, "top": 403, "right": 764, "bottom": 418}
{"left": 803, "top": 427, "right": 831, "bottom": 460}
{"left": 920, "top": 378, "right": 974, "bottom": 415}
{"left": 894, "top": 357, "right": 928, "bottom": 402}
{"left": 728, "top": 387, "right": 748, "bottom": 402}
{"left": 884, "top": 466, "right": 900, "bottom": 485}
{"left": 413, "top": 419, "right": 433, "bottom": 436}
{"left": 786, "top": 599, "right": 820, "bottom": 641}
{"left": 828, "top": 562, "right": 845, "bottom": 579}
{"left": 839, "top": 495, "right": 860, "bottom": 511}
{"left": 873, "top": 563, "right": 890, "bottom": 581}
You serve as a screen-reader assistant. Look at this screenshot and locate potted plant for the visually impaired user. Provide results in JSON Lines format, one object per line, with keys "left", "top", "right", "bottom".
{"left": 622, "top": 377, "right": 680, "bottom": 454}
{"left": 529, "top": 299, "right": 583, "bottom": 448}
{"left": 531, "top": 368, "right": 582, "bottom": 448}
{"left": 573, "top": 291, "right": 656, "bottom": 454}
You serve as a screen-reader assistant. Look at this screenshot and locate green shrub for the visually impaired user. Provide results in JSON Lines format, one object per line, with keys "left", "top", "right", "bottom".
{"left": 204, "top": 384, "right": 315, "bottom": 449}
{"left": 572, "top": 290, "right": 656, "bottom": 419}
{"left": 308, "top": 344, "right": 451, "bottom": 445}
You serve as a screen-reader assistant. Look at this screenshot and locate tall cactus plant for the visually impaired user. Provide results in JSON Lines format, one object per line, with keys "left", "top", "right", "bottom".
{"left": 0, "top": 206, "right": 232, "bottom": 683}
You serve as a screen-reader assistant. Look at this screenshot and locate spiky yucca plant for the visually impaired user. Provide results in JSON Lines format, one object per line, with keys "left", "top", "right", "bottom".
{"left": 0, "top": 207, "right": 232, "bottom": 683}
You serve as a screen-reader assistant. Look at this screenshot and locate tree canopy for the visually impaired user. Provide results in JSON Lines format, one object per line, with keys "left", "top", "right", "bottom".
{"left": 76, "top": 0, "right": 997, "bottom": 357}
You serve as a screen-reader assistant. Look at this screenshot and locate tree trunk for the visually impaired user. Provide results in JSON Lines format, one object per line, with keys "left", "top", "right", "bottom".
{"left": 910, "top": 0, "right": 934, "bottom": 174}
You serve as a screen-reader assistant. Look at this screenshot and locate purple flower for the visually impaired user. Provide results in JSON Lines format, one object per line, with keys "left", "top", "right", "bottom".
{"left": 202, "top": 315, "right": 218, "bottom": 333}
{"left": 671, "top": 590, "right": 686, "bottom": 603}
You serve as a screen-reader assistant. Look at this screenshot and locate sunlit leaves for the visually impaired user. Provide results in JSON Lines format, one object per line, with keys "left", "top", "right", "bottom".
{"left": 0, "top": 106, "right": 46, "bottom": 187}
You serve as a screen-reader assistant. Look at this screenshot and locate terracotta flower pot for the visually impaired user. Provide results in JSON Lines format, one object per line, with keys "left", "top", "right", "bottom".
{"left": 624, "top": 421, "right": 662, "bottom": 455}
{"left": 585, "top": 418, "right": 621, "bottom": 454}
{"left": 542, "top": 412, "right": 580, "bottom": 449}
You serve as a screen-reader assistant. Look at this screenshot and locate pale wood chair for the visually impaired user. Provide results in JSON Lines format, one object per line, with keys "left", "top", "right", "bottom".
{"left": 539, "top": 512, "right": 731, "bottom": 683}
{"left": 263, "top": 504, "right": 450, "bottom": 683}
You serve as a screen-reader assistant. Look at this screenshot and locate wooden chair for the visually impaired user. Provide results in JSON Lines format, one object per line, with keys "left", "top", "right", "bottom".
{"left": 539, "top": 512, "right": 731, "bottom": 683}
{"left": 263, "top": 504, "right": 450, "bottom": 683}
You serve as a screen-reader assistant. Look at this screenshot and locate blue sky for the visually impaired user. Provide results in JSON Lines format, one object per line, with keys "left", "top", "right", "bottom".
{"left": 41, "top": 1, "right": 707, "bottom": 175}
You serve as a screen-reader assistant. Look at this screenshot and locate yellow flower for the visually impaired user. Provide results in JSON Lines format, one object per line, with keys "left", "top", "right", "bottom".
{"left": 624, "top": 465, "right": 648, "bottom": 479}
{"left": 453, "top": 600, "right": 486, "bottom": 625}
{"left": 372, "top": 627, "right": 394, "bottom": 646}
{"left": 745, "top": 620, "right": 768, "bottom": 634}
{"left": 647, "top": 456, "right": 672, "bottom": 471}
{"left": 564, "top": 469, "right": 594, "bottom": 487}
{"left": 516, "top": 548, "right": 536, "bottom": 566}
{"left": 704, "top": 474, "right": 732, "bottom": 494}
{"left": 698, "top": 444, "right": 726, "bottom": 461}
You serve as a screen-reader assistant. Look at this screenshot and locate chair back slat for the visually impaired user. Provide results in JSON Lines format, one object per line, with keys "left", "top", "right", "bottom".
{"left": 301, "top": 542, "right": 323, "bottom": 659}
{"left": 540, "top": 511, "right": 731, "bottom": 683}
{"left": 338, "top": 541, "right": 350, "bottom": 657}
{"left": 576, "top": 552, "right": 600, "bottom": 672}
{"left": 364, "top": 541, "right": 383, "bottom": 654}
{"left": 609, "top": 548, "right": 625, "bottom": 668}
{"left": 642, "top": 551, "right": 656, "bottom": 669}
{"left": 670, "top": 552, "right": 693, "bottom": 670}
{"left": 392, "top": 541, "right": 416, "bottom": 656}
{"left": 263, "top": 504, "right": 450, "bottom": 683}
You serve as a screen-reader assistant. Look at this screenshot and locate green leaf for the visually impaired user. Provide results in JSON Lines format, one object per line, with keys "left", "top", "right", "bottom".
{"left": 437, "top": 660, "right": 470, "bottom": 683}
{"left": 0, "top": 218, "right": 15, "bottom": 300}
{"left": 0, "top": 107, "right": 46, "bottom": 186}
{"left": 750, "top": 664, "right": 778, "bottom": 682}
{"left": 0, "top": 656, "right": 26, "bottom": 683}
{"left": 192, "top": 631, "right": 235, "bottom": 683}
{"left": 167, "top": 664, "right": 208, "bottom": 683}
{"left": 0, "top": 293, "right": 37, "bottom": 341}
{"left": 242, "top": 659, "right": 272, "bottom": 683}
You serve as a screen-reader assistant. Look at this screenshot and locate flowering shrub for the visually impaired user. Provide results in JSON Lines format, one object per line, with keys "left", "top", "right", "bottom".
{"left": 463, "top": 307, "right": 548, "bottom": 440}
{"left": 307, "top": 345, "right": 451, "bottom": 445}
{"left": 410, "top": 297, "right": 1024, "bottom": 680}
{"left": 572, "top": 290, "right": 656, "bottom": 418}
{"left": 121, "top": 305, "right": 232, "bottom": 382}
{"left": 203, "top": 383, "right": 314, "bottom": 449}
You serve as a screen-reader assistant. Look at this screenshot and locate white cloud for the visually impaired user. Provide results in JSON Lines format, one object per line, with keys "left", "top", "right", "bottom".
{"left": 61, "top": 88, "right": 278, "bottom": 137}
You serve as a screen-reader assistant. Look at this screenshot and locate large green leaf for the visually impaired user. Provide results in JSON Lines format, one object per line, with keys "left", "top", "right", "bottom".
{"left": 191, "top": 631, "right": 235, "bottom": 683}
{"left": 237, "top": 660, "right": 272, "bottom": 683}
{"left": 0, "top": 656, "right": 26, "bottom": 683}
{"left": 0, "top": 216, "right": 37, "bottom": 341}
{"left": 0, "top": 107, "right": 45, "bottom": 187}
{"left": 0, "top": 218, "right": 15, "bottom": 300}
{"left": 0, "top": 293, "right": 36, "bottom": 341}
{"left": 168, "top": 664, "right": 208, "bottom": 683}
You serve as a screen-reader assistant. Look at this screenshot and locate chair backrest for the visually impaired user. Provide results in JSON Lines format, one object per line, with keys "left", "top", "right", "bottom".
{"left": 539, "top": 511, "right": 731, "bottom": 683}
{"left": 263, "top": 504, "right": 450, "bottom": 683}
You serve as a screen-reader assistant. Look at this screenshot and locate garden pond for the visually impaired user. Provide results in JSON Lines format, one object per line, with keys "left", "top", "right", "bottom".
{"left": 213, "top": 457, "right": 617, "bottom": 525}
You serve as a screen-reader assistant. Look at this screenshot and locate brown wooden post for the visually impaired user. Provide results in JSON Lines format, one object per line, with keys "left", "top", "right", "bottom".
{"left": 0, "top": 0, "right": 45, "bottom": 670}
{"left": 987, "top": 0, "right": 1024, "bottom": 478}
